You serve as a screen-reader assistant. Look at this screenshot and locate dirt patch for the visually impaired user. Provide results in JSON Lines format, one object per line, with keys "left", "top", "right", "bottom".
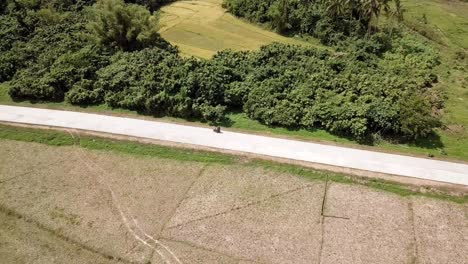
{"left": 0, "top": 140, "right": 66, "bottom": 182}
{"left": 165, "top": 164, "right": 312, "bottom": 228}
{"left": 81, "top": 150, "right": 205, "bottom": 235}
{"left": 0, "top": 210, "right": 121, "bottom": 264}
{"left": 151, "top": 239, "right": 240, "bottom": 263}
{"left": 411, "top": 197, "right": 468, "bottom": 264}
{"left": 445, "top": 124, "right": 466, "bottom": 135}
{"left": 163, "top": 185, "right": 325, "bottom": 264}
{"left": 321, "top": 183, "right": 414, "bottom": 264}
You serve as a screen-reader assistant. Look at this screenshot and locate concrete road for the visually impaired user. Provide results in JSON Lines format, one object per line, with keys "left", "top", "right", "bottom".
{"left": 1, "top": 105, "right": 467, "bottom": 185}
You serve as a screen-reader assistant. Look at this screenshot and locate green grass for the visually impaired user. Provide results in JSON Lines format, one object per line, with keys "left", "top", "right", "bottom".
{"left": 0, "top": 124, "right": 235, "bottom": 164}
{"left": 400, "top": 0, "right": 468, "bottom": 161}
{"left": 403, "top": 0, "right": 468, "bottom": 48}
{"left": 1, "top": 124, "right": 466, "bottom": 204}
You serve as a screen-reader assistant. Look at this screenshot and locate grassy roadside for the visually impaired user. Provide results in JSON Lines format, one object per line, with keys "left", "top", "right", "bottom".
{"left": 1, "top": 123, "right": 466, "bottom": 203}
{"left": 0, "top": 123, "right": 235, "bottom": 164}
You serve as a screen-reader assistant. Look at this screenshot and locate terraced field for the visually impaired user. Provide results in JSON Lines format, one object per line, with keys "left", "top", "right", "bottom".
{"left": 158, "top": 0, "right": 315, "bottom": 58}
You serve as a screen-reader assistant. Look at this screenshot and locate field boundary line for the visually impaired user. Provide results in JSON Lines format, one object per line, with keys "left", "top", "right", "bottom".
{"left": 408, "top": 200, "right": 420, "bottom": 264}
{"left": 165, "top": 184, "right": 314, "bottom": 230}
{"left": 160, "top": 165, "right": 209, "bottom": 234}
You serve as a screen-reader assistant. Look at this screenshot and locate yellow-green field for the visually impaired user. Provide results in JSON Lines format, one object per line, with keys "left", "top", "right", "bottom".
{"left": 158, "top": 0, "right": 316, "bottom": 58}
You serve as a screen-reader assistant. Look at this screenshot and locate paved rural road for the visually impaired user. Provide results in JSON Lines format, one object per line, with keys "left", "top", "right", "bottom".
{"left": 1, "top": 105, "right": 468, "bottom": 186}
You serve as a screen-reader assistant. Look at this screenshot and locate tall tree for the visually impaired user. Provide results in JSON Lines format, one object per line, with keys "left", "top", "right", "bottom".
{"left": 326, "top": 0, "right": 400, "bottom": 31}
{"left": 325, "top": 0, "right": 347, "bottom": 19}
{"left": 392, "top": 0, "right": 404, "bottom": 21}
{"left": 269, "top": 0, "right": 290, "bottom": 32}
{"left": 88, "top": 0, "right": 161, "bottom": 51}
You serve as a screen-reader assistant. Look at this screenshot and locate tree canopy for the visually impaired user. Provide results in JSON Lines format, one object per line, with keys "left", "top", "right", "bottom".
{"left": 87, "top": 0, "right": 169, "bottom": 51}
{"left": 223, "top": 0, "right": 404, "bottom": 43}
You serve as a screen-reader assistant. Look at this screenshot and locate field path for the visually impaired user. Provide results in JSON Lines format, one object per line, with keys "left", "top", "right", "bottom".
{"left": 1, "top": 105, "right": 467, "bottom": 186}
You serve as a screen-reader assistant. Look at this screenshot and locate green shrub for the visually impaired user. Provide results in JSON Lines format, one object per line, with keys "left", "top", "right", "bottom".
{"left": 66, "top": 79, "right": 103, "bottom": 105}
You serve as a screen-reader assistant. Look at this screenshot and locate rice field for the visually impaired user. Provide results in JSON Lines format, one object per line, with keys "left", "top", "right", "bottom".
{"left": 158, "top": 0, "right": 316, "bottom": 58}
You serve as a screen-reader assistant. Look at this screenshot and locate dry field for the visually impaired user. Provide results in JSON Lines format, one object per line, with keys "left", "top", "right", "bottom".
{"left": 0, "top": 139, "right": 466, "bottom": 264}
{"left": 158, "top": 0, "right": 314, "bottom": 58}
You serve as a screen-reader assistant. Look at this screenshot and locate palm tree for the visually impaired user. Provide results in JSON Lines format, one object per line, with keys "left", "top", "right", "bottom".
{"left": 270, "top": 0, "right": 290, "bottom": 33}
{"left": 360, "top": 0, "right": 393, "bottom": 32}
{"left": 325, "top": 0, "right": 347, "bottom": 19}
{"left": 392, "top": 0, "right": 404, "bottom": 21}
{"left": 324, "top": 0, "right": 403, "bottom": 33}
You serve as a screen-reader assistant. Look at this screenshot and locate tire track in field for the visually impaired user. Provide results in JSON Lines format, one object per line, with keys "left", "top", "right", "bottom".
{"left": 67, "top": 130, "right": 182, "bottom": 264}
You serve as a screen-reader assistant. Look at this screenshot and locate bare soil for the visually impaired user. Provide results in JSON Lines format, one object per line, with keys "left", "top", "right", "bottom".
{"left": 411, "top": 197, "right": 468, "bottom": 264}
{"left": 0, "top": 139, "right": 466, "bottom": 264}
{"left": 321, "top": 184, "right": 414, "bottom": 264}
{"left": 163, "top": 185, "right": 325, "bottom": 264}
{"left": 0, "top": 210, "right": 121, "bottom": 264}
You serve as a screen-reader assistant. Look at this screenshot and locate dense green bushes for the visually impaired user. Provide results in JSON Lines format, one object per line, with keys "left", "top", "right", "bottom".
{"left": 0, "top": 0, "right": 93, "bottom": 83}
{"left": 69, "top": 47, "right": 235, "bottom": 122}
{"left": 8, "top": 12, "right": 98, "bottom": 100}
{"left": 1, "top": 0, "right": 442, "bottom": 139}
{"left": 240, "top": 38, "right": 440, "bottom": 139}
{"left": 223, "top": 0, "right": 403, "bottom": 43}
